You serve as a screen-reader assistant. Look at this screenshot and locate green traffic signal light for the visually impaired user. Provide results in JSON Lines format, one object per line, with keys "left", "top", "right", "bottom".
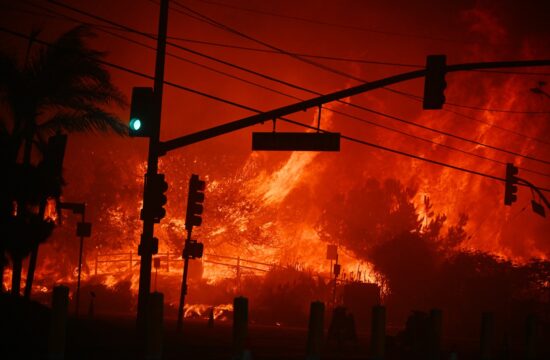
{"left": 128, "top": 87, "right": 154, "bottom": 137}
{"left": 130, "top": 118, "right": 142, "bottom": 131}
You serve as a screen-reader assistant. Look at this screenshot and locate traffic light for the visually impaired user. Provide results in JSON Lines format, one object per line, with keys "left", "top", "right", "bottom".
{"left": 142, "top": 173, "right": 168, "bottom": 223}
{"left": 129, "top": 87, "right": 155, "bottom": 137}
{"left": 183, "top": 239, "right": 204, "bottom": 259}
{"left": 423, "top": 55, "right": 447, "bottom": 109}
{"left": 504, "top": 163, "right": 519, "bottom": 206}
{"left": 138, "top": 236, "right": 159, "bottom": 256}
{"left": 185, "top": 174, "right": 205, "bottom": 230}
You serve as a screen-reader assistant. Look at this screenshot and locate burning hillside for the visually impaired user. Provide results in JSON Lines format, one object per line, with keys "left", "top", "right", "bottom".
{"left": 1, "top": 0, "right": 549, "bottom": 330}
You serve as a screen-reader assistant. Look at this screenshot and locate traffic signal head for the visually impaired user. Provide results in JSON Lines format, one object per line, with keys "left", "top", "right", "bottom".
{"left": 423, "top": 55, "right": 447, "bottom": 110}
{"left": 142, "top": 173, "right": 168, "bottom": 223}
{"left": 129, "top": 87, "right": 155, "bottom": 137}
{"left": 185, "top": 174, "right": 206, "bottom": 230}
{"left": 183, "top": 240, "right": 204, "bottom": 259}
{"left": 504, "top": 163, "right": 519, "bottom": 206}
{"left": 138, "top": 236, "right": 159, "bottom": 256}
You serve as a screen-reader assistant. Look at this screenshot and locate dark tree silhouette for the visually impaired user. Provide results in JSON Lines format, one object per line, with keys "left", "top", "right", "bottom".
{"left": 315, "top": 178, "right": 548, "bottom": 330}
{"left": 0, "top": 25, "right": 126, "bottom": 295}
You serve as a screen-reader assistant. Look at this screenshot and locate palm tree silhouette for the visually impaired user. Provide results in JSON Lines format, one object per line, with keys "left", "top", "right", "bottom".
{"left": 1, "top": 25, "right": 127, "bottom": 296}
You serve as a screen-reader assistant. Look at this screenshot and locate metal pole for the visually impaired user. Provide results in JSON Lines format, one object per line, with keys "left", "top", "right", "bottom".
{"left": 75, "top": 209, "right": 85, "bottom": 317}
{"left": 177, "top": 231, "right": 191, "bottom": 331}
{"left": 136, "top": 0, "right": 169, "bottom": 332}
{"left": 332, "top": 257, "right": 338, "bottom": 309}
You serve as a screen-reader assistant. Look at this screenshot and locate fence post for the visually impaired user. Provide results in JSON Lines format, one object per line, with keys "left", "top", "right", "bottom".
{"left": 525, "top": 314, "right": 537, "bottom": 360}
{"left": 370, "top": 305, "right": 386, "bottom": 360}
{"left": 480, "top": 312, "right": 495, "bottom": 360}
{"left": 428, "top": 309, "right": 442, "bottom": 360}
{"left": 146, "top": 292, "right": 164, "bottom": 360}
{"left": 306, "top": 301, "right": 325, "bottom": 360}
{"left": 233, "top": 296, "right": 249, "bottom": 358}
{"left": 48, "top": 285, "right": 69, "bottom": 360}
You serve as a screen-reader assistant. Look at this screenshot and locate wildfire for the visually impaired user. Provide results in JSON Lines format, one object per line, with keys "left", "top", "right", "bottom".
{"left": 7, "top": 4, "right": 548, "bottom": 319}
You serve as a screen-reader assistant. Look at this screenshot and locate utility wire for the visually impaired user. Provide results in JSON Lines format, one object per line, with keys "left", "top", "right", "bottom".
{"left": 445, "top": 101, "right": 550, "bottom": 114}
{"left": 444, "top": 109, "right": 550, "bottom": 147}
{"left": 191, "top": 0, "right": 473, "bottom": 44}
{"left": 18, "top": 1, "right": 550, "bottom": 148}
{"left": 2, "top": 24, "right": 549, "bottom": 194}
{"left": 12, "top": 0, "right": 424, "bottom": 69}
{"left": 20, "top": 1, "right": 300, "bottom": 102}
{"left": 16, "top": 2, "right": 550, "bottom": 77}
{"left": 177, "top": 1, "right": 550, "bottom": 115}
{"left": 45, "top": 0, "right": 550, "bottom": 164}
{"left": 170, "top": 1, "right": 550, "bottom": 165}
{"left": 15, "top": 2, "right": 550, "bottom": 78}
{"left": 19, "top": 2, "right": 550, "bottom": 178}
{"left": 385, "top": 87, "right": 550, "bottom": 115}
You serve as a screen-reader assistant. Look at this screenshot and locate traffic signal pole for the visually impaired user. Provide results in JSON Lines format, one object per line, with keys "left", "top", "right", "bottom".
{"left": 136, "top": 0, "right": 169, "bottom": 333}
{"left": 176, "top": 229, "right": 192, "bottom": 331}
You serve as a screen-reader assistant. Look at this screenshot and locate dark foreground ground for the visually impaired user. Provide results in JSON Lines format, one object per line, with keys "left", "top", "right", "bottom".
{"left": 1, "top": 295, "right": 548, "bottom": 359}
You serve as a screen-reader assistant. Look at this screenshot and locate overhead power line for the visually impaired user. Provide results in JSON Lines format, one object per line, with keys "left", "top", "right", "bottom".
{"left": 178, "top": 1, "right": 550, "bottom": 115}
{"left": 16, "top": 1, "right": 550, "bottom": 77}
{"left": 2, "top": 24, "right": 549, "bottom": 194}
{"left": 18, "top": 1, "right": 550, "bottom": 150}
{"left": 19, "top": 2, "right": 550, "bottom": 178}
{"left": 444, "top": 109, "right": 550, "bottom": 147}
{"left": 170, "top": 1, "right": 550, "bottom": 165}
{"left": 191, "top": 0, "right": 472, "bottom": 44}
{"left": 11, "top": 0, "right": 421, "bottom": 69}
{"left": 36, "top": 0, "right": 550, "bottom": 166}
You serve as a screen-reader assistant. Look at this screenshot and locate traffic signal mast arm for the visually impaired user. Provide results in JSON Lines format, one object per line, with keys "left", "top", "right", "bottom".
{"left": 517, "top": 177, "right": 550, "bottom": 210}
{"left": 159, "top": 59, "right": 550, "bottom": 154}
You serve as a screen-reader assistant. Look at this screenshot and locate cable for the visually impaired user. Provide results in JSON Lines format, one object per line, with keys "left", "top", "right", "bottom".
{"left": 3, "top": 24, "right": 549, "bottom": 195}
{"left": 20, "top": 2, "right": 550, "bottom": 178}
{"left": 171, "top": 1, "right": 550, "bottom": 165}
{"left": 166, "top": 36, "right": 423, "bottom": 68}
{"left": 444, "top": 109, "right": 550, "bottom": 147}
{"left": 445, "top": 101, "right": 550, "bottom": 115}
{"left": 177, "top": 1, "right": 550, "bottom": 115}
{"left": 474, "top": 69, "right": 550, "bottom": 77}
{"left": 279, "top": 116, "right": 550, "bottom": 193}
{"left": 45, "top": 0, "right": 550, "bottom": 165}
{"left": 191, "top": 0, "right": 473, "bottom": 44}
{"left": 16, "top": 2, "right": 547, "bottom": 75}
{"left": 10, "top": 0, "right": 423, "bottom": 69}
{"left": 22, "top": 1, "right": 300, "bottom": 103}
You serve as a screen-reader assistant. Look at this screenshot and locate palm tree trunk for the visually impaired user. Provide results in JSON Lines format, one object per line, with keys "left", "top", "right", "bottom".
{"left": 11, "top": 256, "right": 22, "bottom": 296}
{"left": 23, "top": 187, "right": 45, "bottom": 300}
{"left": 24, "top": 243, "right": 39, "bottom": 299}
{"left": 0, "top": 255, "right": 5, "bottom": 293}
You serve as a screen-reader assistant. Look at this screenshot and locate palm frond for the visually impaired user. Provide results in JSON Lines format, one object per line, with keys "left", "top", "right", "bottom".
{"left": 0, "top": 51, "right": 26, "bottom": 134}
{"left": 38, "top": 106, "right": 128, "bottom": 136}
{"left": 31, "top": 25, "right": 126, "bottom": 110}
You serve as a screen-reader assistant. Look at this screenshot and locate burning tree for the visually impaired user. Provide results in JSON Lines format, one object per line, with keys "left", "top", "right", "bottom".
{"left": 0, "top": 25, "right": 126, "bottom": 295}
{"left": 316, "top": 177, "right": 549, "bottom": 328}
